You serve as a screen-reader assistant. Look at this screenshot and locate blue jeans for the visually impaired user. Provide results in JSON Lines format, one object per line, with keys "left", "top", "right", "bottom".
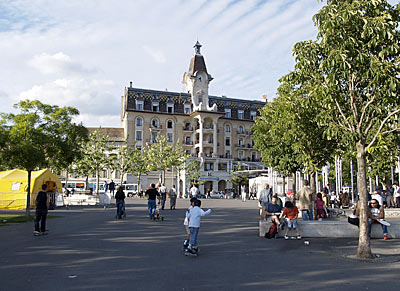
{"left": 148, "top": 199, "right": 156, "bottom": 218}
{"left": 116, "top": 200, "right": 124, "bottom": 219}
{"left": 302, "top": 209, "right": 313, "bottom": 221}
{"left": 189, "top": 227, "right": 200, "bottom": 246}
{"left": 368, "top": 219, "right": 388, "bottom": 235}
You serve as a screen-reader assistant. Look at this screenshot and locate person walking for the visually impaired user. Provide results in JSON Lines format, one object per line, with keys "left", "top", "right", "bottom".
{"left": 109, "top": 180, "right": 115, "bottom": 198}
{"left": 145, "top": 184, "right": 159, "bottom": 219}
{"left": 115, "top": 186, "right": 126, "bottom": 219}
{"left": 34, "top": 184, "right": 49, "bottom": 236}
{"left": 241, "top": 184, "right": 247, "bottom": 202}
{"left": 104, "top": 181, "right": 108, "bottom": 193}
{"left": 296, "top": 180, "right": 314, "bottom": 221}
{"left": 394, "top": 183, "right": 400, "bottom": 207}
{"left": 258, "top": 184, "right": 272, "bottom": 206}
{"left": 159, "top": 183, "right": 167, "bottom": 210}
{"left": 190, "top": 184, "right": 199, "bottom": 198}
{"left": 169, "top": 185, "right": 177, "bottom": 210}
{"left": 386, "top": 184, "right": 395, "bottom": 208}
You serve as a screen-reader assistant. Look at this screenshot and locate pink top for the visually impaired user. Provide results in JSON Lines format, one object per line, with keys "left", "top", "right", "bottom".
{"left": 315, "top": 199, "right": 325, "bottom": 210}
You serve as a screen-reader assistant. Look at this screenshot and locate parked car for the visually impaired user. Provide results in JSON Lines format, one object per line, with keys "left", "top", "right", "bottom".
{"left": 120, "top": 184, "right": 138, "bottom": 197}
{"left": 209, "top": 191, "right": 224, "bottom": 199}
{"left": 190, "top": 192, "right": 206, "bottom": 199}
{"left": 224, "top": 188, "right": 237, "bottom": 199}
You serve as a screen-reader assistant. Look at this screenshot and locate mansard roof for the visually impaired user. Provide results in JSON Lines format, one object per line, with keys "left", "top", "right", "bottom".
{"left": 87, "top": 127, "right": 125, "bottom": 142}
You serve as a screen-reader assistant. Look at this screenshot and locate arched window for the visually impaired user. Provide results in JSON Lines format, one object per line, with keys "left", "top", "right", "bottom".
{"left": 238, "top": 125, "right": 244, "bottom": 134}
{"left": 167, "top": 120, "right": 173, "bottom": 129}
{"left": 151, "top": 119, "right": 159, "bottom": 128}
{"left": 136, "top": 117, "right": 143, "bottom": 127}
{"left": 225, "top": 125, "right": 231, "bottom": 133}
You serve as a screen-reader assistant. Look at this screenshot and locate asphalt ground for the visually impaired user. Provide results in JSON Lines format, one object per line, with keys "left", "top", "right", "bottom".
{"left": 1, "top": 198, "right": 400, "bottom": 291}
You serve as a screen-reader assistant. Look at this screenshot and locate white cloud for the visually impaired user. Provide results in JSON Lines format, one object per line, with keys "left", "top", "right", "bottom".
{"left": 0, "top": 0, "right": 331, "bottom": 125}
{"left": 28, "top": 52, "right": 97, "bottom": 75}
{"left": 17, "top": 78, "right": 118, "bottom": 122}
{"left": 142, "top": 45, "right": 167, "bottom": 64}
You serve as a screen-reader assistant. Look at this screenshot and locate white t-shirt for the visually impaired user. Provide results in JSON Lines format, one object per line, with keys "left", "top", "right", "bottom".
{"left": 186, "top": 206, "right": 212, "bottom": 227}
{"left": 190, "top": 186, "right": 198, "bottom": 196}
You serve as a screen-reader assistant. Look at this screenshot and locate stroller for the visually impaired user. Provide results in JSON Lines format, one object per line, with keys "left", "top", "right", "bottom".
{"left": 153, "top": 208, "right": 164, "bottom": 221}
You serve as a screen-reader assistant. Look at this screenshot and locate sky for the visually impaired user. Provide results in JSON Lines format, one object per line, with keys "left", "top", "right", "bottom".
{"left": 0, "top": 0, "right": 396, "bottom": 127}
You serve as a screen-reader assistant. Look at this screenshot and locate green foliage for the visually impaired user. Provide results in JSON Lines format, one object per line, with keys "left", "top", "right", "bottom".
{"left": 185, "top": 159, "right": 203, "bottom": 186}
{"left": 230, "top": 162, "right": 249, "bottom": 190}
{"left": 145, "top": 136, "right": 190, "bottom": 184}
{"left": 75, "top": 129, "right": 110, "bottom": 192}
{"left": 129, "top": 147, "right": 151, "bottom": 192}
{"left": 0, "top": 99, "right": 85, "bottom": 214}
{"left": 282, "top": 0, "right": 400, "bottom": 258}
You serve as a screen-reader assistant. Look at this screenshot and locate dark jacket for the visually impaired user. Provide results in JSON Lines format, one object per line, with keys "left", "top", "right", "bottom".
{"left": 115, "top": 190, "right": 125, "bottom": 201}
{"left": 35, "top": 191, "right": 48, "bottom": 210}
{"left": 146, "top": 188, "right": 159, "bottom": 200}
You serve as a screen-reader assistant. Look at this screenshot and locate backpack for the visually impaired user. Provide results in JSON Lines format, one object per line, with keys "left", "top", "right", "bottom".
{"left": 264, "top": 223, "right": 278, "bottom": 239}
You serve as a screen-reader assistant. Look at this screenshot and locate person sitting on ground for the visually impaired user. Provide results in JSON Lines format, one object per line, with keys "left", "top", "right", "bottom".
{"left": 368, "top": 199, "right": 389, "bottom": 240}
{"left": 315, "top": 192, "right": 328, "bottom": 221}
{"left": 280, "top": 201, "right": 301, "bottom": 240}
{"left": 262, "top": 196, "right": 282, "bottom": 228}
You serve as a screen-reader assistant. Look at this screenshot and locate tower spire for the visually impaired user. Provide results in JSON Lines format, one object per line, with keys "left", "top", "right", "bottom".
{"left": 194, "top": 40, "right": 202, "bottom": 55}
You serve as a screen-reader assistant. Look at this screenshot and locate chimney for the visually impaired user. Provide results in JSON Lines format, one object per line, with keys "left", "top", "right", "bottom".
{"left": 130, "top": 81, "right": 133, "bottom": 88}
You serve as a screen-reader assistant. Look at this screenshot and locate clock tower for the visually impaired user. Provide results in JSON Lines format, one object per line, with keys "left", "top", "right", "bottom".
{"left": 183, "top": 41, "right": 217, "bottom": 112}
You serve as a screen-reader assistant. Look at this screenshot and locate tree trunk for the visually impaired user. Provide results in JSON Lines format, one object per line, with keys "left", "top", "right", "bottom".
{"left": 65, "top": 169, "right": 69, "bottom": 191}
{"left": 310, "top": 171, "right": 316, "bottom": 195}
{"left": 85, "top": 175, "right": 89, "bottom": 191}
{"left": 96, "top": 169, "right": 100, "bottom": 195}
{"left": 292, "top": 172, "right": 297, "bottom": 194}
{"left": 356, "top": 141, "right": 373, "bottom": 258}
{"left": 26, "top": 170, "right": 32, "bottom": 216}
{"left": 137, "top": 175, "right": 141, "bottom": 194}
{"left": 120, "top": 172, "right": 124, "bottom": 186}
{"left": 282, "top": 175, "right": 286, "bottom": 197}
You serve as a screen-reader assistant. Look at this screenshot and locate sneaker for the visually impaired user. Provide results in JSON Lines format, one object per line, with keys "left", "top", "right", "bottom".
{"left": 33, "top": 231, "right": 40, "bottom": 235}
{"left": 384, "top": 235, "right": 389, "bottom": 240}
{"left": 284, "top": 235, "right": 289, "bottom": 240}
{"left": 297, "top": 235, "right": 302, "bottom": 240}
{"left": 318, "top": 218, "right": 322, "bottom": 222}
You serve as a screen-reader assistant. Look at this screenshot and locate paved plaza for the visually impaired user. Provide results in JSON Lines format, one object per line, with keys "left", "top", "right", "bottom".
{"left": 1, "top": 198, "right": 400, "bottom": 291}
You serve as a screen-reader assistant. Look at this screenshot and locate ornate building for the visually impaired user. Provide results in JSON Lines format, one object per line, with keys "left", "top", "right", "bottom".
{"left": 120, "top": 42, "right": 266, "bottom": 194}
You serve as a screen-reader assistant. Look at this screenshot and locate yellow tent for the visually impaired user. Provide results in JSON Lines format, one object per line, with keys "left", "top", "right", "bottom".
{"left": 0, "top": 169, "right": 62, "bottom": 210}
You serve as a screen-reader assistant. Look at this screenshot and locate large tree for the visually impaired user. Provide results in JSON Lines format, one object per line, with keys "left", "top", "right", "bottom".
{"left": 146, "top": 135, "right": 175, "bottom": 184}
{"left": 287, "top": 0, "right": 400, "bottom": 258}
{"left": 76, "top": 129, "right": 110, "bottom": 194}
{"left": 0, "top": 100, "right": 83, "bottom": 215}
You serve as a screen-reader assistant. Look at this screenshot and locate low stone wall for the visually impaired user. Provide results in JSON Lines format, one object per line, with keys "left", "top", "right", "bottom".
{"left": 259, "top": 219, "right": 400, "bottom": 239}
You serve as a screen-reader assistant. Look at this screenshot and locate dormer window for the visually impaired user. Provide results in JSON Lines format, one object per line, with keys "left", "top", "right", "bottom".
{"left": 152, "top": 102, "right": 159, "bottom": 112}
{"left": 238, "top": 110, "right": 244, "bottom": 120}
{"left": 167, "top": 103, "right": 174, "bottom": 113}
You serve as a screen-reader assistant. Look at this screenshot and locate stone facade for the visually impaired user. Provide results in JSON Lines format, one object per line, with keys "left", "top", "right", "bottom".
{"left": 120, "top": 42, "right": 266, "bottom": 195}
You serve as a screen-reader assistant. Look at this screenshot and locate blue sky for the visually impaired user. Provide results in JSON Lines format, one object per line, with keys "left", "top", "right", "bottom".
{"left": 0, "top": 0, "right": 396, "bottom": 127}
